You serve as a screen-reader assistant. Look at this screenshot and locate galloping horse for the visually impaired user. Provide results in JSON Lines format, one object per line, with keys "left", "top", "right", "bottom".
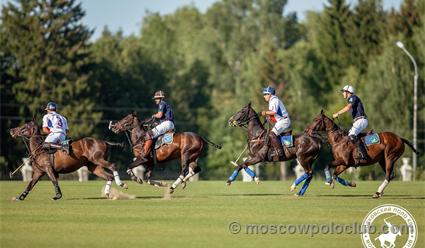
{"left": 304, "top": 110, "right": 419, "bottom": 198}
{"left": 227, "top": 102, "right": 323, "bottom": 196}
{"left": 110, "top": 111, "right": 221, "bottom": 193}
{"left": 10, "top": 118, "right": 128, "bottom": 200}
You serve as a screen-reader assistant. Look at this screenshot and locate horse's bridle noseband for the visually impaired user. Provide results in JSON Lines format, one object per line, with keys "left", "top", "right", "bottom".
{"left": 12, "top": 122, "right": 36, "bottom": 138}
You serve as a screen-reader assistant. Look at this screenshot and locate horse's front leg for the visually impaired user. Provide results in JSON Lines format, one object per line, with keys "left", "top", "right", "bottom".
{"left": 226, "top": 156, "right": 261, "bottom": 186}
{"left": 44, "top": 163, "right": 62, "bottom": 200}
{"left": 324, "top": 159, "right": 345, "bottom": 189}
{"left": 126, "top": 156, "right": 145, "bottom": 184}
{"left": 333, "top": 165, "right": 356, "bottom": 188}
{"left": 11, "top": 171, "right": 44, "bottom": 201}
{"left": 181, "top": 162, "right": 201, "bottom": 189}
{"left": 144, "top": 165, "right": 167, "bottom": 188}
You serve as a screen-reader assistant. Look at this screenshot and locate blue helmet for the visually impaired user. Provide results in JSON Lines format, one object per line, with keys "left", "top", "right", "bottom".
{"left": 45, "top": 102, "right": 57, "bottom": 111}
{"left": 262, "top": 87, "right": 275, "bottom": 95}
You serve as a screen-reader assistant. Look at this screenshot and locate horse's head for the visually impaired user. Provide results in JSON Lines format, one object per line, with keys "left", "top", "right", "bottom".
{"left": 228, "top": 101, "right": 258, "bottom": 127}
{"left": 110, "top": 110, "right": 139, "bottom": 134}
{"left": 304, "top": 110, "right": 328, "bottom": 135}
{"left": 10, "top": 117, "right": 38, "bottom": 138}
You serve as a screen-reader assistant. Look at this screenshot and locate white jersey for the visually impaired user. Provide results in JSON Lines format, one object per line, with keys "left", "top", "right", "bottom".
{"left": 42, "top": 112, "right": 69, "bottom": 134}
{"left": 268, "top": 96, "right": 289, "bottom": 122}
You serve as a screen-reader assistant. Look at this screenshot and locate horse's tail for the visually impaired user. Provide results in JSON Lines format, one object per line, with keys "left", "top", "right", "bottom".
{"left": 105, "top": 141, "right": 126, "bottom": 148}
{"left": 401, "top": 137, "right": 419, "bottom": 154}
{"left": 201, "top": 137, "right": 222, "bottom": 149}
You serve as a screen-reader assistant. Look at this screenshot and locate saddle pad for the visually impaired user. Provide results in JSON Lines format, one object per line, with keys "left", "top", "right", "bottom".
{"left": 280, "top": 135, "right": 294, "bottom": 147}
{"left": 154, "top": 133, "right": 174, "bottom": 149}
{"left": 365, "top": 133, "right": 380, "bottom": 146}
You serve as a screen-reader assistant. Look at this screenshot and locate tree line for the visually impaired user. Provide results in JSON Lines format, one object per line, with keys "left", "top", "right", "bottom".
{"left": 1, "top": 0, "right": 424, "bottom": 180}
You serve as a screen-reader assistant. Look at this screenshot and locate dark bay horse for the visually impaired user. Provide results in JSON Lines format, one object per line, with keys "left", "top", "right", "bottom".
{"left": 304, "top": 110, "right": 419, "bottom": 198}
{"left": 10, "top": 118, "right": 127, "bottom": 200}
{"left": 227, "top": 102, "right": 323, "bottom": 196}
{"left": 110, "top": 111, "right": 221, "bottom": 193}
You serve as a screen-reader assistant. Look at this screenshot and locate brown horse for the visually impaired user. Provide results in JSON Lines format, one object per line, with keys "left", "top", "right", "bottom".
{"left": 9, "top": 118, "right": 128, "bottom": 200}
{"left": 304, "top": 110, "right": 419, "bottom": 198}
{"left": 110, "top": 111, "right": 221, "bottom": 193}
{"left": 227, "top": 102, "right": 323, "bottom": 196}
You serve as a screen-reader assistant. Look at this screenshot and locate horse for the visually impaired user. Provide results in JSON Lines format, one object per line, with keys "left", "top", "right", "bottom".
{"left": 304, "top": 110, "right": 419, "bottom": 198}
{"left": 374, "top": 230, "right": 401, "bottom": 248}
{"left": 9, "top": 117, "right": 128, "bottom": 200}
{"left": 109, "top": 111, "right": 222, "bottom": 193}
{"left": 227, "top": 102, "right": 323, "bottom": 196}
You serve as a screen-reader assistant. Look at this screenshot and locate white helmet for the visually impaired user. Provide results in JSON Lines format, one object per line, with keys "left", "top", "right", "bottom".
{"left": 341, "top": 85, "right": 354, "bottom": 94}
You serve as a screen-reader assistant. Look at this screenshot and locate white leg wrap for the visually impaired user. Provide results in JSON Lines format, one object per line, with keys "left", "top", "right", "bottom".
{"left": 172, "top": 175, "right": 184, "bottom": 189}
{"left": 183, "top": 172, "right": 195, "bottom": 182}
{"left": 377, "top": 179, "right": 389, "bottom": 193}
{"left": 105, "top": 181, "right": 112, "bottom": 195}
{"left": 113, "top": 171, "right": 122, "bottom": 186}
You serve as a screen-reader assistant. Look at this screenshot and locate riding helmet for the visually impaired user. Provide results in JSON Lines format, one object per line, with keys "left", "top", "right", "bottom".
{"left": 341, "top": 85, "right": 354, "bottom": 94}
{"left": 152, "top": 91, "right": 167, "bottom": 100}
{"left": 45, "top": 102, "right": 57, "bottom": 111}
{"left": 262, "top": 87, "right": 275, "bottom": 95}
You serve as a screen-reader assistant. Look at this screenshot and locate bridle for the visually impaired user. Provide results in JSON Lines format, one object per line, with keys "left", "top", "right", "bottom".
{"left": 114, "top": 115, "right": 155, "bottom": 150}
{"left": 230, "top": 107, "right": 268, "bottom": 153}
{"left": 12, "top": 122, "right": 44, "bottom": 158}
{"left": 307, "top": 115, "right": 345, "bottom": 148}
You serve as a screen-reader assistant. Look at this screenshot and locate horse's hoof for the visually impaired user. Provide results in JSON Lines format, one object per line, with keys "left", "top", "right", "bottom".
{"left": 161, "top": 182, "right": 168, "bottom": 187}
{"left": 123, "top": 183, "right": 128, "bottom": 189}
{"left": 225, "top": 180, "right": 231, "bottom": 186}
{"left": 294, "top": 194, "right": 300, "bottom": 197}
{"left": 11, "top": 197, "right": 18, "bottom": 201}
{"left": 373, "top": 192, "right": 382, "bottom": 198}
{"left": 330, "top": 181, "right": 335, "bottom": 189}
{"left": 154, "top": 184, "right": 161, "bottom": 188}
{"left": 254, "top": 177, "right": 260, "bottom": 185}
{"left": 169, "top": 188, "right": 174, "bottom": 194}
{"left": 181, "top": 182, "right": 186, "bottom": 189}
{"left": 105, "top": 193, "right": 110, "bottom": 198}
{"left": 291, "top": 184, "right": 296, "bottom": 191}
{"left": 349, "top": 181, "right": 356, "bottom": 187}
{"left": 136, "top": 178, "right": 143, "bottom": 184}
{"left": 51, "top": 196, "right": 61, "bottom": 201}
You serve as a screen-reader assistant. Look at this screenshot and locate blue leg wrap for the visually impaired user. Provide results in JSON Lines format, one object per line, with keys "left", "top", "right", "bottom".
{"left": 294, "top": 173, "right": 309, "bottom": 186}
{"left": 299, "top": 180, "right": 311, "bottom": 196}
{"left": 324, "top": 169, "right": 332, "bottom": 183}
{"left": 336, "top": 177, "right": 350, "bottom": 186}
{"left": 244, "top": 167, "right": 256, "bottom": 178}
{"left": 229, "top": 169, "right": 240, "bottom": 182}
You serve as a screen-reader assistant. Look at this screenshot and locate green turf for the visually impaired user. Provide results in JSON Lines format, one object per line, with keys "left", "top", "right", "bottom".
{"left": 0, "top": 180, "right": 424, "bottom": 248}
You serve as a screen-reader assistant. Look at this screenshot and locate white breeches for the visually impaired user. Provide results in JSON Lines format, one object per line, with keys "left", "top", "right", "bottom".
{"left": 45, "top": 133, "right": 65, "bottom": 143}
{"left": 272, "top": 118, "right": 291, "bottom": 136}
{"left": 349, "top": 119, "right": 368, "bottom": 136}
{"left": 151, "top": 121, "right": 175, "bottom": 138}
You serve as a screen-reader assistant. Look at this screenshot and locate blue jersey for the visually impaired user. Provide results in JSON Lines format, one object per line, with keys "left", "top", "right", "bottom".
{"left": 158, "top": 101, "right": 174, "bottom": 123}
{"left": 348, "top": 94, "right": 366, "bottom": 120}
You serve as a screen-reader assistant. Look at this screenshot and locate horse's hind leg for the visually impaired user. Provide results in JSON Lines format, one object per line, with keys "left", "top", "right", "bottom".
{"left": 87, "top": 163, "right": 114, "bottom": 198}
{"left": 373, "top": 160, "right": 395, "bottom": 199}
{"left": 181, "top": 161, "right": 201, "bottom": 189}
{"left": 95, "top": 158, "right": 127, "bottom": 189}
{"left": 292, "top": 157, "right": 314, "bottom": 197}
{"left": 11, "top": 171, "right": 45, "bottom": 201}
{"left": 126, "top": 156, "right": 145, "bottom": 184}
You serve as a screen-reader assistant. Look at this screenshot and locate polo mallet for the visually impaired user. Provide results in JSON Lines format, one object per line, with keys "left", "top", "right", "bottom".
{"left": 9, "top": 155, "right": 33, "bottom": 179}
{"left": 230, "top": 145, "right": 248, "bottom": 166}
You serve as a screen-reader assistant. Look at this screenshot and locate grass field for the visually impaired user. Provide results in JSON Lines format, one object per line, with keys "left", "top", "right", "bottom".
{"left": 0, "top": 180, "right": 424, "bottom": 248}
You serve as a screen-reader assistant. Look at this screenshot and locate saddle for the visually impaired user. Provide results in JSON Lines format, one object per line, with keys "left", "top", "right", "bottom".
{"left": 43, "top": 139, "right": 72, "bottom": 168}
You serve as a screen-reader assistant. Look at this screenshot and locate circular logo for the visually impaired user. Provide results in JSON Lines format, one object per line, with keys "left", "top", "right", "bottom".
{"left": 371, "top": 137, "right": 378, "bottom": 142}
{"left": 284, "top": 140, "right": 290, "bottom": 145}
{"left": 361, "top": 204, "right": 417, "bottom": 248}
